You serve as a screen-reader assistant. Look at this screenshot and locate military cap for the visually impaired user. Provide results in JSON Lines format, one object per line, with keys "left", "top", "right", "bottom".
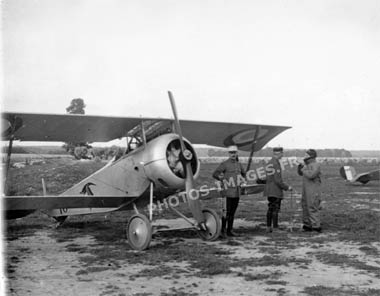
{"left": 227, "top": 145, "right": 238, "bottom": 152}
{"left": 273, "top": 147, "right": 284, "bottom": 153}
{"left": 306, "top": 149, "right": 317, "bottom": 158}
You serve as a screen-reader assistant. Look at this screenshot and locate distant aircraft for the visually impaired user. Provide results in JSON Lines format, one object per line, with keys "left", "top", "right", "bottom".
{"left": 2, "top": 91, "right": 290, "bottom": 250}
{"left": 339, "top": 166, "right": 380, "bottom": 184}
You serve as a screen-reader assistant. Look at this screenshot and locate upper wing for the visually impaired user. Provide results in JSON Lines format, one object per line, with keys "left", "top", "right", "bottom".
{"left": 2, "top": 112, "right": 290, "bottom": 151}
{"left": 180, "top": 120, "right": 290, "bottom": 151}
{"left": 2, "top": 112, "right": 142, "bottom": 143}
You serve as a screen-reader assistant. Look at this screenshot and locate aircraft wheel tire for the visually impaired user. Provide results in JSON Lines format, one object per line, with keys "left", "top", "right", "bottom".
{"left": 198, "top": 208, "right": 221, "bottom": 241}
{"left": 126, "top": 214, "right": 152, "bottom": 251}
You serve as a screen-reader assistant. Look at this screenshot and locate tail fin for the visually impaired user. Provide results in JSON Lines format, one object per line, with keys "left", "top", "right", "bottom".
{"left": 339, "top": 166, "right": 356, "bottom": 181}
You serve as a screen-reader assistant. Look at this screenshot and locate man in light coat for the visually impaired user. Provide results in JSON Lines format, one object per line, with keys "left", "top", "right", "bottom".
{"left": 297, "top": 149, "right": 322, "bottom": 232}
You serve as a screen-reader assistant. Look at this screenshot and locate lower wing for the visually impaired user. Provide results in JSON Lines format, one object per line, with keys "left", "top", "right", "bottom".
{"left": 199, "top": 184, "right": 265, "bottom": 200}
{"left": 4, "top": 195, "right": 137, "bottom": 211}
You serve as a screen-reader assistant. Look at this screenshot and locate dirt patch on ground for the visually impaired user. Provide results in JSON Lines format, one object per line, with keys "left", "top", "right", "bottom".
{"left": 4, "top": 218, "right": 380, "bottom": 296}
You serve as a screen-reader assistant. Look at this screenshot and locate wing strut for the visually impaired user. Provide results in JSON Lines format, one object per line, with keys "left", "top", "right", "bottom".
{"left": 149, "top": 182, "right": 154, "bottom": 221}
{"left": 246, "top": 125, "right": 261, "bottom": 172}
{"left": 4, "top": 116, "right": 22, "bottom": 192}
{"left": 5, "top": 134, "right": 14, "bottom": 180}
{"left": 140, "top": 118, "right": 147, "bottom": 148}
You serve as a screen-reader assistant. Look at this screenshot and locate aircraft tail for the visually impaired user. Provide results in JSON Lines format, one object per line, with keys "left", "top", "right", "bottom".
{"left": 339, "top": 166, "right": 357, "bottom": 181}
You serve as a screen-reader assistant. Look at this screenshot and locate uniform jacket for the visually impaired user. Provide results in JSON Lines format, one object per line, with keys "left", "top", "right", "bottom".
{"left": 264, "top": 157, "right": 289, "bottom": 198}
{"left": 213, "top": 158, "right": 246, "bottom": 198}
{"left": 300, "top": 160, "right": 322, "bottom": 197}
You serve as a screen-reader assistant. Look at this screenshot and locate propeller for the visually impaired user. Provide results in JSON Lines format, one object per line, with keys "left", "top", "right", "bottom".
{"left": 168, "top": 91, "right": 205, "bottom": 227}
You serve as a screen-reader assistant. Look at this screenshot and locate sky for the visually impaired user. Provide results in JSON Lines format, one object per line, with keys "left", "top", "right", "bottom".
{"left": 1, "top": 0, "right": 380, "bottom": 150}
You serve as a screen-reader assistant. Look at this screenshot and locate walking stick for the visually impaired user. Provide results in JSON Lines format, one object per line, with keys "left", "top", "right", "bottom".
{"left": 220, "top": 188, "right": 226, "bottom": 233}
{"left": 289, "top": 190, "right": 295, "bottom": 232}
{"left": 221, "top": 195, "right": 226, "bottom": 219}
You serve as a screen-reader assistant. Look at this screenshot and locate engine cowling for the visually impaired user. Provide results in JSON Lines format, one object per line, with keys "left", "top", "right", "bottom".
{"left": 141, "top": 133, "right": 200, "bottom": 189}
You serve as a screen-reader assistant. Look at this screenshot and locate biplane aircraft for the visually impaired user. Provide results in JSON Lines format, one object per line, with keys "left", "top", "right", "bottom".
{"left": 2, "top": 92, "right": 290, "bottom": 250}
{"left": 339, "top": 165, "right": 380, "bottom": 185}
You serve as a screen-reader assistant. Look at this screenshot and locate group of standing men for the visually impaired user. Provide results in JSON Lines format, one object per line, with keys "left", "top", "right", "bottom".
{"left": 213, "top": 145, "right": 322, "bottom": 237}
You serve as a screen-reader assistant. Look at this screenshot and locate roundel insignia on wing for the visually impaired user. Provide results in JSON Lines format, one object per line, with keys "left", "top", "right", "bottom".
{"left": 223, "top": 128, "right": 269, "bottom": 147}
{"left": 1, "top": 119, "right": 11, "bottom": 137}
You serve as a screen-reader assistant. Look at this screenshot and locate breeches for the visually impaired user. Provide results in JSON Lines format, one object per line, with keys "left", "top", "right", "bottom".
{"left": 267, "top": 196, "right": 282, "bottom": 227}
{"left": 267, "top": 196, "right": 282, "bottom": 213}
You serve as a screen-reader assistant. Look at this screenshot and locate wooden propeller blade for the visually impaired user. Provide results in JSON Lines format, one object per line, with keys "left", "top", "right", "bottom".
{"left": 168, "top": 91, "right": 186, "bottom": 152}
{"left": 168, "top": 91, "right": 204, "bottom": 224}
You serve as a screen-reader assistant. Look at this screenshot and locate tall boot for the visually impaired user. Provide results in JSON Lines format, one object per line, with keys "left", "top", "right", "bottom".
{"left": 221, "top": 216, "right": 226, "bottom": 233}
{"left": 266, "top": 211, "right": 273, "bottom": 233}
{"left": 227, "top": 217, "right": 236, "bottom": 236}
{"left": 266, "top": 211, "right": 272, "bottom": 227}
{"left": 273, "top": 212, "right": 279, "bottom": 229}
{"left": 219, "top": 216, "right": 227, "bottom": 238}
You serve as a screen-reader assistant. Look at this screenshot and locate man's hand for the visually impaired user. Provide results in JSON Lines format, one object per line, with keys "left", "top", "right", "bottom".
{"left": 297, "top": 163, "right": 304, "bottom": 176}
{"left": 288, "top": 186, "right": 293, "bottom": 191}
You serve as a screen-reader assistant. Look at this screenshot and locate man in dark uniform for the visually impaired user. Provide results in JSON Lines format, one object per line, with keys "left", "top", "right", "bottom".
{"left": 264, "top": 147, "right": 293, "bottom": 233}
{"left": 297, "top": 149, "right": 322, "bottom": 232}
{"left": 213, "top": 145, "right": 246, "bottom": 237}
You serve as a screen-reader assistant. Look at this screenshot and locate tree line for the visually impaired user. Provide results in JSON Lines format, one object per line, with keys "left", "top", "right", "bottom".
{"left": 208, "top": 147, "right": 352, "bottom": 157}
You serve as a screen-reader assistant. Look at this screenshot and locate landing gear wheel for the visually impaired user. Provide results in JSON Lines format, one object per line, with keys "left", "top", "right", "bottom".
{"left": 197, "top": 208, "right": 221, "bottom": 241}
{"left": 126, "top": 214, "right": 152, "bottom": 251}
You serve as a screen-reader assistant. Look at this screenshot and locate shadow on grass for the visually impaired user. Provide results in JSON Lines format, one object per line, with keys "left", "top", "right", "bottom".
{"left": 303, "top": 285, "right": 380, "bottom": 296}
{"left": 314, "top": 251, "right": 380, "bottom": 278}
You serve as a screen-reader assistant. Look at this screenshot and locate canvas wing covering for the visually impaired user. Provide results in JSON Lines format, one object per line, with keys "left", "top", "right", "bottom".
{"left": 2, "top": 112, "right": 290, "bottom": 151}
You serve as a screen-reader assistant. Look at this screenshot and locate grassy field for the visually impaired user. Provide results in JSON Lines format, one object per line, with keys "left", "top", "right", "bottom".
{"left": 3, "top": 157, "right": 380, "bottom": 296}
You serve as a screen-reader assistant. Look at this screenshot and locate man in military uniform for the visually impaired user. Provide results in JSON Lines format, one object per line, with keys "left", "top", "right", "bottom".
{"left": 297, "top": 149, "right": 322, "bottom": 232}
{"left": 264, "top": 147, "right": 293, "bottom": 233}
{"left": 213, "top": 145, "right": 246, "bottom": 237}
